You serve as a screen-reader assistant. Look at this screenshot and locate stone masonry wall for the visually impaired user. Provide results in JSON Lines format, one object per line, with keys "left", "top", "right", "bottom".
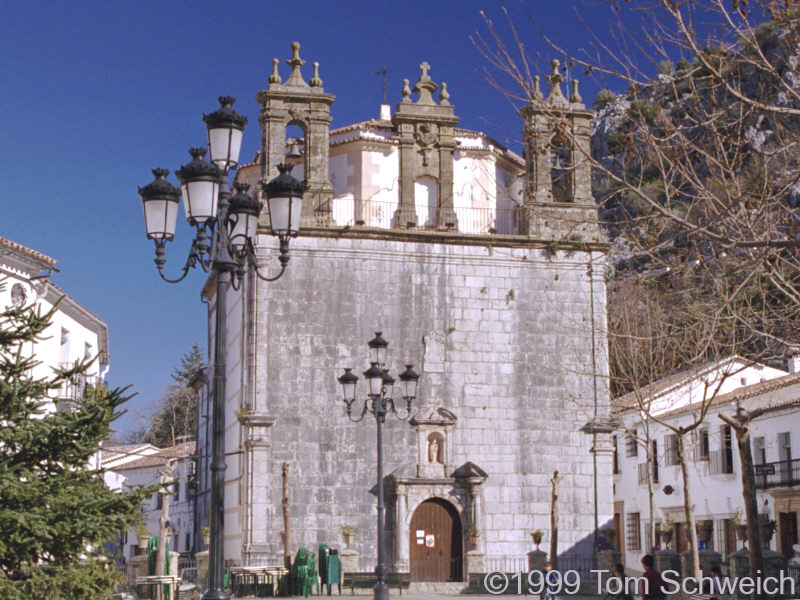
{"left": 238, "top": 231, "right": 613, "bottom": 566}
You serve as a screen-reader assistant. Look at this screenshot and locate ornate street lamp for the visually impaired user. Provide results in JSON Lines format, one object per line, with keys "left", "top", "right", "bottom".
{"left": 337, "top": 333, "right": 419, "bottom": 600}
{"left": 138, "top": 96, "right": 305, "bottom": 600}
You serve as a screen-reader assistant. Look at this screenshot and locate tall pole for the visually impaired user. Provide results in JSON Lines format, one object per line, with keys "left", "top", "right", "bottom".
{"left": 374, "top": 396, "right": 388, "bottom": 600}
{"left": 205, "top": 180, "right": 235, "bottom": 600}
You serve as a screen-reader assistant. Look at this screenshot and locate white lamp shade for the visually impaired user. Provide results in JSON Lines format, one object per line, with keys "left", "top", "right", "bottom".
{"left": 367, "top": 374, "right": 383, "bottom": 396}
{"left": 267, "top": 195, "right": 302, "bottom": 236}
{"left": 228, "top": 211, "right": 258, "bottom": 252}
{"left": 342, "top": 380, "right": 357, "bottom": 402}
{"left": 143, "top": 197, "right": 179, "bottom": 240}
{"left": 208, "top": 127, "right": 243, "bottom": 170}
{"left": 181, "top": 179, "right": 219, "bottom": 225}
{"left": 382, "top": 379, "right": 394, "bottom": 399}
{"left": 402, "top": 377, "right": 417, "bottom": 399}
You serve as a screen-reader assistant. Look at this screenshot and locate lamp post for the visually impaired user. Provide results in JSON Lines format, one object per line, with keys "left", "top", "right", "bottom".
{"left": 138, "top": 96, "right": 305, "bottom": 600}
{"left": 338, "top": 333, "right": 419, "bottom": 600}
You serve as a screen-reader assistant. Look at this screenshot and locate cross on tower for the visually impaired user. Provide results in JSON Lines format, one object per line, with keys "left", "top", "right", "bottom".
{"left": 419, "top": 61, "right": 431, "bottom": 79}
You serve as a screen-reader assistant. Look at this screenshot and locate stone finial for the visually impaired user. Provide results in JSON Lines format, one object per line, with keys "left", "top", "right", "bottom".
{"left": 547, "top": 59, "right": 564, "bottom": 98}
{"left": 412, "top": 60, "right": 438, "bottom": 105}
{"left": 570, "top": 79, "right": 582, "bottom": 104}
{"left": 533, "top": 75, "right": 543, "bottom": 101}
{"left": 310, "top": 61, "right": 322, "bottom": 87}
{"left": 439, "top": 82, "right": 450, "bottom": 105}
{"left": 269, "top": 58, "right": 281, "bottom": 85}
{"left": 285, "top": 41, "right": 307, "bottom": 86}
{"left": 401, "top": 78, "right": 412, "bottom": 103}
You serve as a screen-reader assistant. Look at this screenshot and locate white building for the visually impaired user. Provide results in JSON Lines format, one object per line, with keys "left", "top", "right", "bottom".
{"left": 106, "top": 442, "right": 197, "bottom": 561}
{"left": 612, "top": 355, "right": 800, "bottom": 571}
{"left": 0, "top": 235, "right": 109, "bottom": 416}
{"left": 193, "top": 46, "right": 612, "bottom": 581}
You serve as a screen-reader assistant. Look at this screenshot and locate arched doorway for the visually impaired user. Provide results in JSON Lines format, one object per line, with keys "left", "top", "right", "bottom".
{"left": 409, "top": 498, "right": 462, "bottom": 582}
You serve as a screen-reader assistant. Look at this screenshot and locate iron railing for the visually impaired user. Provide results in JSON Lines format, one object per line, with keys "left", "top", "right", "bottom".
{"left": 319, "top": 197, "right": 524, "bottom": 236}
{"left": 485, "top": 555, "right": 530, "bottom": 574}
{"left": 754, "top": 458, "right": 800, "bottom": 488}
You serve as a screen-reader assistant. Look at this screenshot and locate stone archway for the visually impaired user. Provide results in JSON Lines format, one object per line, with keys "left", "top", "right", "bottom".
{"left": 409, "top": 498, "right": 463, "bottom": 582}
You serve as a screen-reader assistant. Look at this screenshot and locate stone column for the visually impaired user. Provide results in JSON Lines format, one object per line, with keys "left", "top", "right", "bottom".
{"left": 527, "top": 550, "right": 547, "bottom": 572}
{"left": 655, "top": 549, "right": 680, "bottom": 578}
{"left": 195, "top": 550, "right": 209, "bottom": 585}
{"left": 597, "top": 548, "right": 621, "bottom": 574}
{"left": 437, "top": 138, "right": 458, "bottom": 228}
{"left": 395, "top": 489, "right": 409, "bottom": 571}
{"left": 395, "top": 124, "right": 418, "bottom": 227}
{"left": 680, "top": 548, "right": 721, "bottom": 578}
{"left": 465, "top": 551, "right": 487, "bottom": 577}
{"left": 340, "top": 549, "right": 359, "bottom": 576}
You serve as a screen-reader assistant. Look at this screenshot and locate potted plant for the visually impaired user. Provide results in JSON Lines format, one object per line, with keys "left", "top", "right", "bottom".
{"left": 202, "top": 526, "right": 210, "bottom": 547}
{"left": 732, "top": 510, "right": 747, "bottom": 543}
{"left": 530, "top": 529, "right": 544, "bottom": 550}
{"left": 659, "top": 519, "right": 674, "bottom": 547}
{"left": 466, "top": 526, "right": 480, "bottom": 546}
{"left": 759, "top": 516, "right": 776, "bottom": 544}
{"left": 341, "top": 525, "right": 356, "bottom": 548}
{"left": 135, "top": 522, "right": 150, "bottom": 550}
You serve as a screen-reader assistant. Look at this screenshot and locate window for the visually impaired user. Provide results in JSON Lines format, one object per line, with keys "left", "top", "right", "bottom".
{"left": 156, "top": 492, "right": 163, "bottom": 510}
{"left": 626, "top": 512, "right": 641, "bottom": 551}
{"left": 753, "top": 437, "right": 766, "bottom": 464}
{"left": 780, "top": 432, "right": 792, "bottom": 482}
{"left": 173, "top": 480, "right": 180, "bottom": 503}
{"left": 626, "top": 430, "right": 638, "bottom": 458}
{"left": 59, "top": 328, "right": 70, "bottom": 364}
{"left": 665, "top": 434, "right": 679, "bottom": 466}
{"left": 84, "top": 342, "right": 92, "bottom": 360}
{"left": 693, "top": 429, "right": 710, "bottom": 462}
{"left": 652, "top": 440, "right": 660, "bottom": 483}
{"left": 613, "top": 435, "right": 619, "bottom": 474}
{"left": 723, "top": 425, "right": 734, "bottom": 473}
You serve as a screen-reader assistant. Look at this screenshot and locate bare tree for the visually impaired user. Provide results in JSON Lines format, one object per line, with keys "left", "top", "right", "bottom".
{"left": 475, "top": 0, "right": 800, "bottom": 579}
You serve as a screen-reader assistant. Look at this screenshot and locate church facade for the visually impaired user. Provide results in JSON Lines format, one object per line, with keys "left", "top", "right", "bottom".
{"left": 197, "top": 44, "right": 613, "bottom": 581}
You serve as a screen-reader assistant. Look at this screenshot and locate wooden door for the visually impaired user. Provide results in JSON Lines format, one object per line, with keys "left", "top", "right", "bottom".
{"left": 409, "top": 499, "right": 462, "bottom": 581}
{"left": 779, "top": 512, "right": 798, "bottom": 558}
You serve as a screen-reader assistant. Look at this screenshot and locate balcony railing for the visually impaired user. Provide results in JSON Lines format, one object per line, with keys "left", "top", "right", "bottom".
{"left": 709, "top": 449, "right": 734, "bottom": 476}
{"left": 56, "top": 363, "right": 108, "bottom": 411}
{"left": 319, "top": 197, "right": 524, "bottom": 236}
{"left": 754, "top": 458, "right": 800, "bottom": 489}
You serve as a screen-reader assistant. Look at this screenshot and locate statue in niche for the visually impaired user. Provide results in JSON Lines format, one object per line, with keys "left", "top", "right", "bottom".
{"left": 428, "top": 437, "right": 441, "bottom": 463}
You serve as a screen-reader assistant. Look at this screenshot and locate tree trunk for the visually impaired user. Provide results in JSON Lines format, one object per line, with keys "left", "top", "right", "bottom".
{"left": 282, "top": 462, "right": 292, "bottom": 571}
{"left": 644, "top": 423, "right": 657, "bottom": 553}
{"left": 677, "top": 434, "right": 700, "bottom": 577}
{"left": 550, "top": 470, "right": 561, "bottom": 568}
{"left": 720, "top": 411, "right": 764, "bottom": 600}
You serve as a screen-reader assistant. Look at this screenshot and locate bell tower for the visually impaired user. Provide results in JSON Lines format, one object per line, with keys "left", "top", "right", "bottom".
{"left": 519, "top": 60, "right": 599, "bottom": 241}
{"left": 256, "top": 42, "right": 335, "bottom": 226}
{"left": 392, "top": 62, "right": 460, "bottom": 229}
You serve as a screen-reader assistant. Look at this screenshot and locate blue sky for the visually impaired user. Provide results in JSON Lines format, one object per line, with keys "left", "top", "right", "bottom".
{"left": 1, "top": 1, "right": 652, "bottom": 437}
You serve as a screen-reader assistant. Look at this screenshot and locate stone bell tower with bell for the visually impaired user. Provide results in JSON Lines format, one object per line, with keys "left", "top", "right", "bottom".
{"left": 256, "top": 42, "right": 335, "bottom": 226}
{"left": 519, "top": 59, "right": 599, "bottom": 242}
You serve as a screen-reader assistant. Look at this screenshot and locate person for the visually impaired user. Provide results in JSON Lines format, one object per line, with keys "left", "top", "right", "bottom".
{"left": 790, "top": 543, "right": 800, "bottom": 566}
{"left": 640, "top": 555, "right": 666, "bottom": 600}
{"left": 606, "top": 563, "right": 633, "bottom": 600}
{"left": 709, "top": 565, "right": 723, "bottom": 595}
